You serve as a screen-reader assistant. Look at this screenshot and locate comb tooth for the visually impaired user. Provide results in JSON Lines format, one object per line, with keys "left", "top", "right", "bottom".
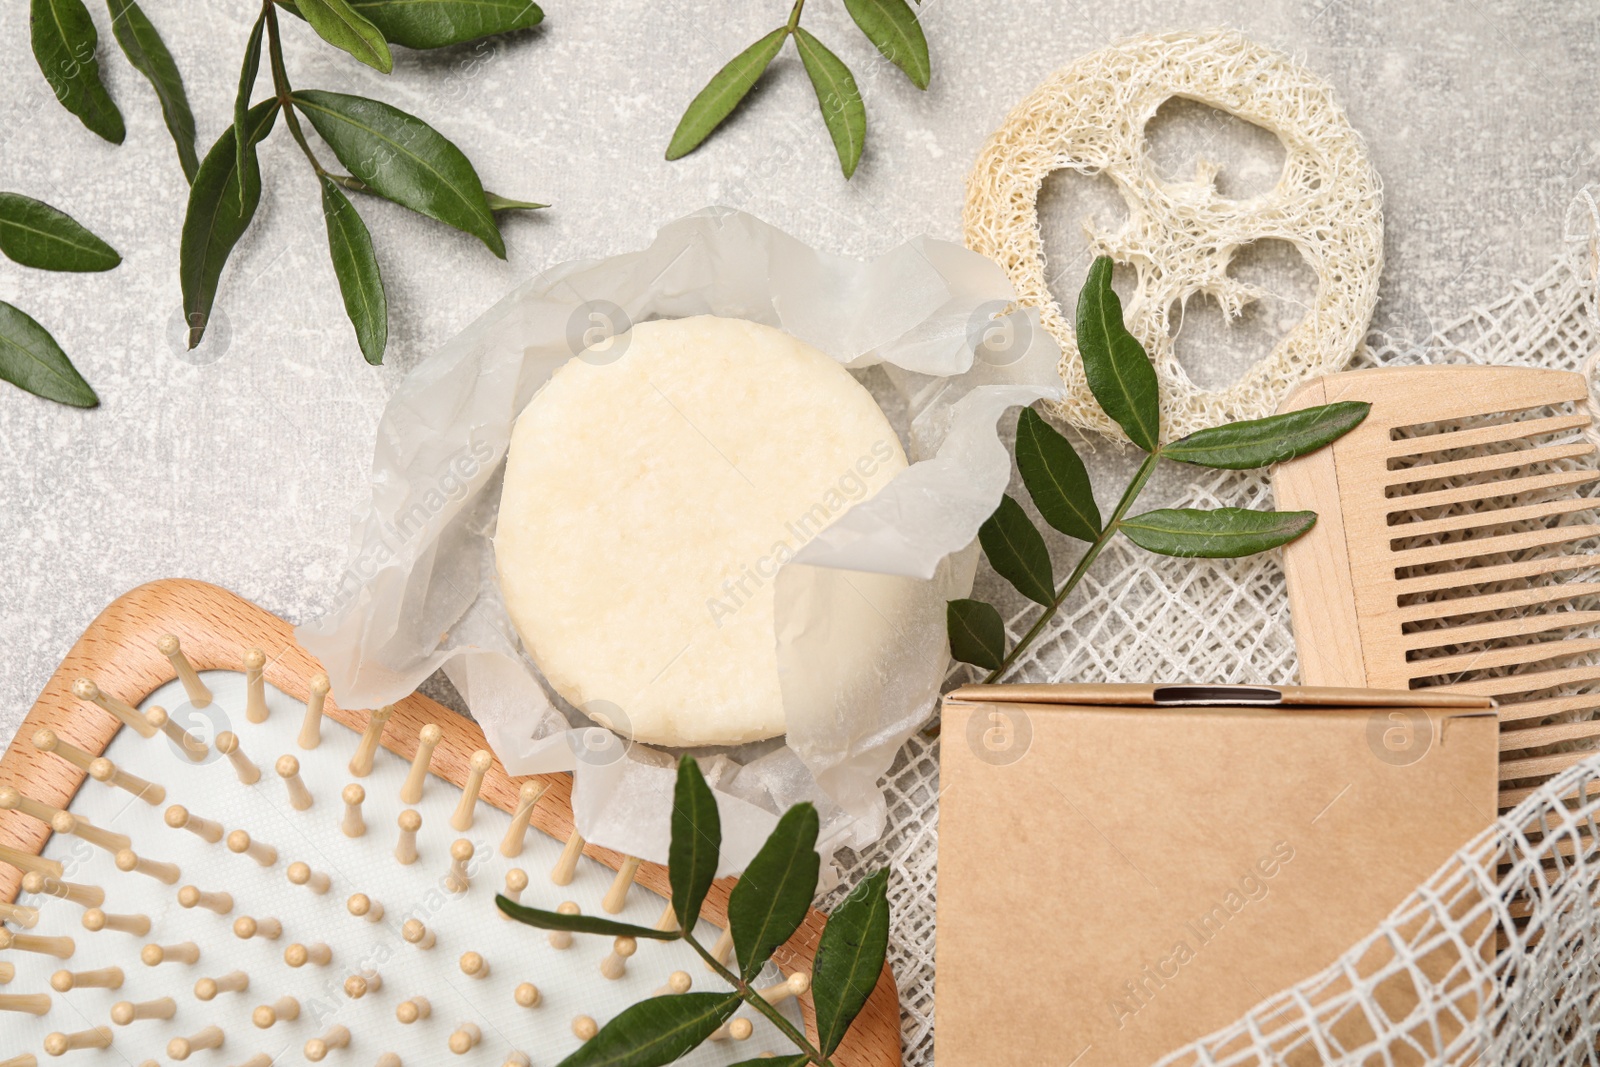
{"left": 1500, "top": 719, "right": 1600, "bottom": 753}
{"left": 1500, "top": 776, "right": 1600, "bottom": 809}
{"left": 1383, "top": 413, "right": 1593, "bottom": 458}
{"left": 1512, "top": 822, "right": 1593, "bottom": 850}
{"left": 1389, "top": 524, "right": 1600, "bottom": 569}
{"left": 1498, "top": 748, "right": 1597, "bottom": 783}
{"left": 1407, "top": 637, "right": 1600, "bottom": 678}
{"left": 1492, "top": 692, "right": 1600, "bottom": 723}
{"left": 1390, "top": 496, "right": 1599, "bottom": 539}
{"left": 1401, "top": 610, "right": 1600, "bottom": 651}
{"left": 1385, "top": 441, "right": 1595, "bottom": 489}
{"left": 1497, "top": 857, "right": 1587, "bottom": 889}
{"left": 1396, "top": 581, "right": 1600, "bottom": 624}
{"left": 1394, "top": 553, "right": 1600, "bottom": 595}
{"left": 1498, "top": 827, "right": 1598, "bottom": 860}
{"left": 1389, "top": 468, "right": 1600, "bottom": 514}
{"left": 1505, "top": 897, "right": 1538, "bottom": 921}
{"left": 1443, "top": 664, "right": 1600, "bottom": 698}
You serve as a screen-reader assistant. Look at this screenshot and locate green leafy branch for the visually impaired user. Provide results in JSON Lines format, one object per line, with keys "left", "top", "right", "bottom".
{"left": 498, "top": 755, "right": 891, "bottom": 1067}
{"left": 947, "top": 256, "right": 1371, "bottom": 677}
{"left": 24, "top": 0, "right": 546, "bottom": 378}
{"left": 666, "top": 0, "right": 929, "bottom": 179}
{"left": 180, "top": 0, "right": 547, "bottom": 364}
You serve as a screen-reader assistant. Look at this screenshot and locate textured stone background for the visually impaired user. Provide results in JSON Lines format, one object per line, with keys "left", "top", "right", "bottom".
{"left": 2, "top": 0, "right": 1597, "bottom": 744}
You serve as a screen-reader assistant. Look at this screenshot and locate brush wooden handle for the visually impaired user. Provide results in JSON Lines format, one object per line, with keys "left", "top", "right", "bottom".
{"left": 0, "top": 579, "right": 901, "bottom": 1067}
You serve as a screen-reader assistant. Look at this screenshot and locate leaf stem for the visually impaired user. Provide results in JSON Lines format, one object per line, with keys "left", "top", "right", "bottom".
{"left": 682, "top": 930, "right": 831, "bottom": 1066}
{"left": 981, "top": 449, "right": 1162, "bottom": 683}
{"left": 264, "top": 3, "right": 327, "bottom": 176}
{"left": 785, "top": 0, "right": 806, "bottom": 33}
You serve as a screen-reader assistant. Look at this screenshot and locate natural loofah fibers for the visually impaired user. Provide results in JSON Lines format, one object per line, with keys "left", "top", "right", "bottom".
{"left": 964, "top": 30, "right": 1383, "bottom": 442}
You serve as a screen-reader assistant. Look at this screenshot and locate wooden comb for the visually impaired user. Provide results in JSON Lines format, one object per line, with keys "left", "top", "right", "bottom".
{"left": 1273, "top": 364, "right": 1600, "bottom": 811}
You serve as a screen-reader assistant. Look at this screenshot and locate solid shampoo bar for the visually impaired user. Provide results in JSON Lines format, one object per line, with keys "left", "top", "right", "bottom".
{"left": 495, "top": 315, "right": 907, "bottom": 746}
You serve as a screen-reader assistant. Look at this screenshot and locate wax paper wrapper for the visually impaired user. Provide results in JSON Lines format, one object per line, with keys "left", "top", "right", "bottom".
{"left": 299, "top": 207, "right": 1061, "bottom": 874}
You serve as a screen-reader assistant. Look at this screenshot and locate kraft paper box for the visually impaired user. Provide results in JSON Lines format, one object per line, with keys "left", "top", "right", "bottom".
{"left": 935, "top": 683, "right": 1497, "bottom": 1067}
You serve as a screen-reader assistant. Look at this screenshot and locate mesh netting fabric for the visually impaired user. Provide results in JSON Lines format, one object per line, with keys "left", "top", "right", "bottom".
{"left": 827, "top": 190, "right": 1600, "bottom": 1065}
{"left": 963, "top": 29, "right": 1384, "bottom": 443}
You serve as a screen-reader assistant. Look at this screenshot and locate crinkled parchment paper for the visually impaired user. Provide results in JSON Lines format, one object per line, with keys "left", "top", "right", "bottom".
{"left": 299, "top": 207, "right": 1061, "bottom": 875}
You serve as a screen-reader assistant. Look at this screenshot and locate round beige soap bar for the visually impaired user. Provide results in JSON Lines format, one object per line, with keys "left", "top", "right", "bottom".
{"left": 496, "top": 315, "right": 907, "bottom": 746}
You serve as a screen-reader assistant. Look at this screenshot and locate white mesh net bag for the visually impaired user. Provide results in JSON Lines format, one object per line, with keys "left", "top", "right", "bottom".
{"left": 826, "top": 187, "right": 1600, "bottom": 1064}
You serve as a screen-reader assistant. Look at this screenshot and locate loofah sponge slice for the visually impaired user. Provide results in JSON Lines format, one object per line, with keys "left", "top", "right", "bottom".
{"left": 964, "top": 29, "right": 1383, "bottom": 443}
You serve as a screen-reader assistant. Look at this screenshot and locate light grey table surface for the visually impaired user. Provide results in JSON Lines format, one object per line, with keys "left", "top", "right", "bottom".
{"left": 1, "top": 0, "right": 1596, "bottom": 743}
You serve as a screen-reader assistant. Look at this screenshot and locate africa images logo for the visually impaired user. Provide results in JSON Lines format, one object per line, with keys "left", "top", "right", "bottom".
{"left": 964, "top": 707, "right": 1032, "bottom": 767}
{"left": 703, "top": 440, "right": 898, "bottom": 629}
{"left": 1106, "top": 840, "right": 1297, "bottom": 1029}
{"left": 1366, "top": 709, "right": 1433, "bottom": 767}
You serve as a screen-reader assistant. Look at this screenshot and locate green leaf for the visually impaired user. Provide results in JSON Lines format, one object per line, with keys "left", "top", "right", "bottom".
{"left": 495, "top": 895, "right": 679, "bottom": 941}
{"left": 292, "top": 90, "right": 505, "bottom": 258}
{"left": 106, "top": 0, "right": 197, "bottom": 181}
{"left": 178, "top": 99, "right": 278, "bottom": 349}
{"left": 946, "top": 599, "right": 1004, "bottom": 670}
{"left": 350, "top": 0, "right": 543, "bottom": 48}
{"left": 1121, "top": 507, "right": 1317, "bottom": 558}
{"left": 793, "top": 28, "right": 865, "bottom": 179}
{"left": 978, "top": 494, "right": 1055, "bottom": 606}
{"left": 0, "top": 194, "right": 119, "bottom": 272}
{"left": 0, "top": 300, "right": 98, "bottom": 407}
{"left": 299, "top": 0, "right": 393, "bottom": 72}
{"left": 842, "top": 0, "right": 929, "bottom": 89}
{"left": 1076, "top": 255, "right": 1159, "bottom": 451}
{"left": 554, "top": 993, "right": 740, "bottom": 1067}
{"left": 664, "top": 27, "right": 786, "bottom": 161}
{"left": 484, "top": 191, "right": 548, "bottom": 211}
{"left": 233, "top": 11, "right": 266, "bottom": 184}
{"left": 1015, "top": 406, "right": 1099, "bottom": 541}
{"left": 30, "top": 0, "right": 125, "bottom": 143}
{"left": 727, "top": 803, "right": 819, "bottom": 982}
{"left": 1162, "top": 401, "right": 1371, "bottom": 470}
{"left": 319, "top": 177, "right": 387, "bottom": 365}
{"left": 813, "top": 867, "right": 891, "bottom": 1057}
{"left": 669, "top": 755, "right": 720, "bottom": 934}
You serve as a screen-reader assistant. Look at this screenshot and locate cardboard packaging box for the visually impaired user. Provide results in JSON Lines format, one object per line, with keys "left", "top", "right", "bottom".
{"left": 936, "top": 683, "right": 1497, "bottom": 1067}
